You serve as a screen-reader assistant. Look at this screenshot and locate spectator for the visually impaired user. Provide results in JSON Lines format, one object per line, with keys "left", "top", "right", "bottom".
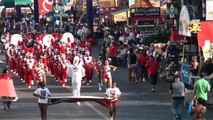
{"left": 193, "top": 98, "right": 207, "bottom": 120}
{"left": 108, "top": 42, "right": 117, "bottom": 66}
{"left": 190, "top": 55, "right": 199, "bottom": 76}
{"left": 137, "top": 49, "right": 148, "bottom": 82}
{"left": 193, "top": 73, "right": 211, "bottom": 101}
{"left": 169, "top": 74, "right": 186, "bottom": 120}
{"left": 146, "top": 56, "right": 160, "bottom": 92}
{"left": 127, "top": 49, "right": 137, "bottom": 84}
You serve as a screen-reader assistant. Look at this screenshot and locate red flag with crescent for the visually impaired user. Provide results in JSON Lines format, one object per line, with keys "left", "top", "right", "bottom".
{"left": 39, "top": 0, "right": 53, "bottom": 15}
{"left": 198, "top": 22, "right": 213, "bottom": 48}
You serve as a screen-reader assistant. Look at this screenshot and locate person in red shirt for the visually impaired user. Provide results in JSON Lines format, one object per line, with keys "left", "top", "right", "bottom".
{"left": 137, "top": 49, "right": 149, "bottom": 82}
{"left": 146, "top": 56, "right": 159, "bottom": 92}
{"left": 0, "top": 69, "right": 13, "bottom": 110}
{"left": 108, "top": 42, "right": 117, "bottom": 66}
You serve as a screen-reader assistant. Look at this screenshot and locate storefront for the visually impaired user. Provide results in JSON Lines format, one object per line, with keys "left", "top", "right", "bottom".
{"left": 111, "top": 8, "right": 129, "bottom": 23}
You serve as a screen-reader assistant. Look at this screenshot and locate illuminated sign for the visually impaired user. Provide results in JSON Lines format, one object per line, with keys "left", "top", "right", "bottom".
{"left": 189, "top": 20, "right": 201, "bottom": 33}
{"left": 206, "top": 0, "right": 213, "bottom": 20}
{"left": 130, "top": 7, "right": 160, "bottom": 17}
{"left": 99, "top": 0, "right": 116, "bottom": 8}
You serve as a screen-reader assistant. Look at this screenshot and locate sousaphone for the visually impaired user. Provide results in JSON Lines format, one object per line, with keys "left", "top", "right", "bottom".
{"left": 42, "top": 34, "right": 55, "bottom": 48}
{"left": 61, "top": 32, "right": 74, "bottom": 44}
{"left": 10, "top": 34, "right": 23, "bottom": 46}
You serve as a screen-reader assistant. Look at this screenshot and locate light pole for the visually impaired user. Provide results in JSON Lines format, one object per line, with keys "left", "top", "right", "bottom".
{"left": 87, "top": 0, "right": 94, "bottom": 36}
{"left": 34, "top": 0, "right": 39, "bottom": 30}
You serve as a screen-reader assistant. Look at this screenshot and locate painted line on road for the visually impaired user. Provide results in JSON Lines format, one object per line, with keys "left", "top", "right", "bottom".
{"left": 65, "top": 86, "right": 108, "bottom": 120}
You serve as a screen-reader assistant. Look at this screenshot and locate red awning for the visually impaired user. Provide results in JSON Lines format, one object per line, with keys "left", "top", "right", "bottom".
{"left": 170, "top": 31, "right": 184, "bottom": 42}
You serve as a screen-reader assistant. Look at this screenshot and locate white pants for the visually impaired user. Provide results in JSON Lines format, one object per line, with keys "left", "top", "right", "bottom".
{"left": 72, "top": 82, "right": 81, "bottom": 97}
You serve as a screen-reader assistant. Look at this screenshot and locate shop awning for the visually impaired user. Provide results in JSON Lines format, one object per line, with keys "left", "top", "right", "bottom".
{"left": 15, "top": 0, "right": 32, "bottom": 5}
{"left": 1, "top": 0, "right": 15, "bottom": 8}
{"left": 0, "top": 0, "right": 32, "bottom": 7}
{"left": 111, "top": 8, "right": 129, "bottom": 15}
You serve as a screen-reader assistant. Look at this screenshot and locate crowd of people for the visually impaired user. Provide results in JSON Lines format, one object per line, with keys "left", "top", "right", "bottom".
{"left": 0, "top": 17, "right": 212, "bottom": 120}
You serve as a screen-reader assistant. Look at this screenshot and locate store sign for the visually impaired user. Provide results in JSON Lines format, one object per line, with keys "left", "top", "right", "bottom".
{"left": 99, "top": 0, "right": 116, "bottom": 8}
{"left": 137, "top": 20, "right": 155, "bottom": 26}
{"left": 39, "top": 0, "right": 53, "bottom": 15}
{"left": 114, "top": 12, "right": 127, "bottom": 22}
{"left": 160, "top": 0, "right": 168, "bottom": 6}
{"left": 129, "top": 0, "right": 160, "bottom": 8}
{"left": 181, "top": 64, "right": 191, "bottom": 85}
{"left": 206, "top": 0, "right": 213, "bottom": 20}
{"left": 130, "top": 7, "right": 160, "bottom": 17}
{"left": 189, "top": 20, "right": 201, "bottom": 33}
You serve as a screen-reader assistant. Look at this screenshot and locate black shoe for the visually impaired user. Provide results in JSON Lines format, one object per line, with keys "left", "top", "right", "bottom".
{"left": 174, "top": 115, "right": 181, "bottom": 120}
{"left": 151, "top": 88, "right": 156, "bottom": 92}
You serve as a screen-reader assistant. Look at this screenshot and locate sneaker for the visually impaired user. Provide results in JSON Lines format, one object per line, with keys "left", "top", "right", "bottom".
{"left": 77, "top": 102, "right": 80, "bottom": 105}
{"left": 65, "top": 79, "right": 67, "bottom": 83}
{"left": 89, "top": 80, "right": 92, "bottom": 83}
{"left": 99, "top": 87, "right": 102, "bottom": 91}
{"left": 82, "top": 80, "right": 85, "bottom": 84}
{"left": 174, "top": 115, "right": 181, "bottom": 120}
{"left": 31, "top": 81, "right": 34, "bottom": 85}
{"left": 151, "top": 88, "right": 156, "bottom": 92}
{"left": 62, "top": 84, "right": 65, "bottom": 87}
{"left": 28, "top": 86, "right": 31, "bottom": 88}
{"left": 56, "top": 80, "right": 59, "bottom": 82}
{"left": 110, "top": 116, "right": 113, "bottom": 120}
{"left": 7, "top": 104, "right": 11, "bottom": 109}
{"left": 87, "top": 83, "right": 90, "bottom": 86}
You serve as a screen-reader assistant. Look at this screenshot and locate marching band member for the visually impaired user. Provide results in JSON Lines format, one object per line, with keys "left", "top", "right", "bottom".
{"left": 103, "top": 59, "right": 117, "bottom": 88}
{"left": 67, "top": 56, "right": 85, "bottom": 105}
{"left": 35, "top": 60, "right": 46, "bottom": 84}
{"left": 25, "top": 49, "right": 37, "bottom": 88}
{"left": 59, "top": 50, "right": 68, "bottom": 87}
{"left": 105, "top": 82, "right": 121, "bottom": 120}
{"left": 82, "top": 50, "right": 95, "bottom": 85}
{"left": 95, "top": 55, "right": 103, "bottom": 91}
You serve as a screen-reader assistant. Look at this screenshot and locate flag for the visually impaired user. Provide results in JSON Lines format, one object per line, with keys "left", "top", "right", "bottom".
{"left": 197, "top": 22, "right": 213, "bottom": 48}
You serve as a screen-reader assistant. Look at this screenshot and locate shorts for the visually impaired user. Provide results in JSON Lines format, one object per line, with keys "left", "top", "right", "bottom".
{"left": 108, "top": 100, "right": 119, "bottom": 105}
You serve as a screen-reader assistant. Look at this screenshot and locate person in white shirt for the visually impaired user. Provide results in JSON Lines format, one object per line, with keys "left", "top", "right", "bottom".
{"left": 105, "top": 82, "right": 121, "bottom": 120}
{"left": 33, "top": 82, "right": 51, "bottom": 120}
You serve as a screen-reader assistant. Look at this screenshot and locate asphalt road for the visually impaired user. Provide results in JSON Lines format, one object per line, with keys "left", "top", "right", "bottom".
{"left": 0, "top": 46, "right": 212, "bottom": 120}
